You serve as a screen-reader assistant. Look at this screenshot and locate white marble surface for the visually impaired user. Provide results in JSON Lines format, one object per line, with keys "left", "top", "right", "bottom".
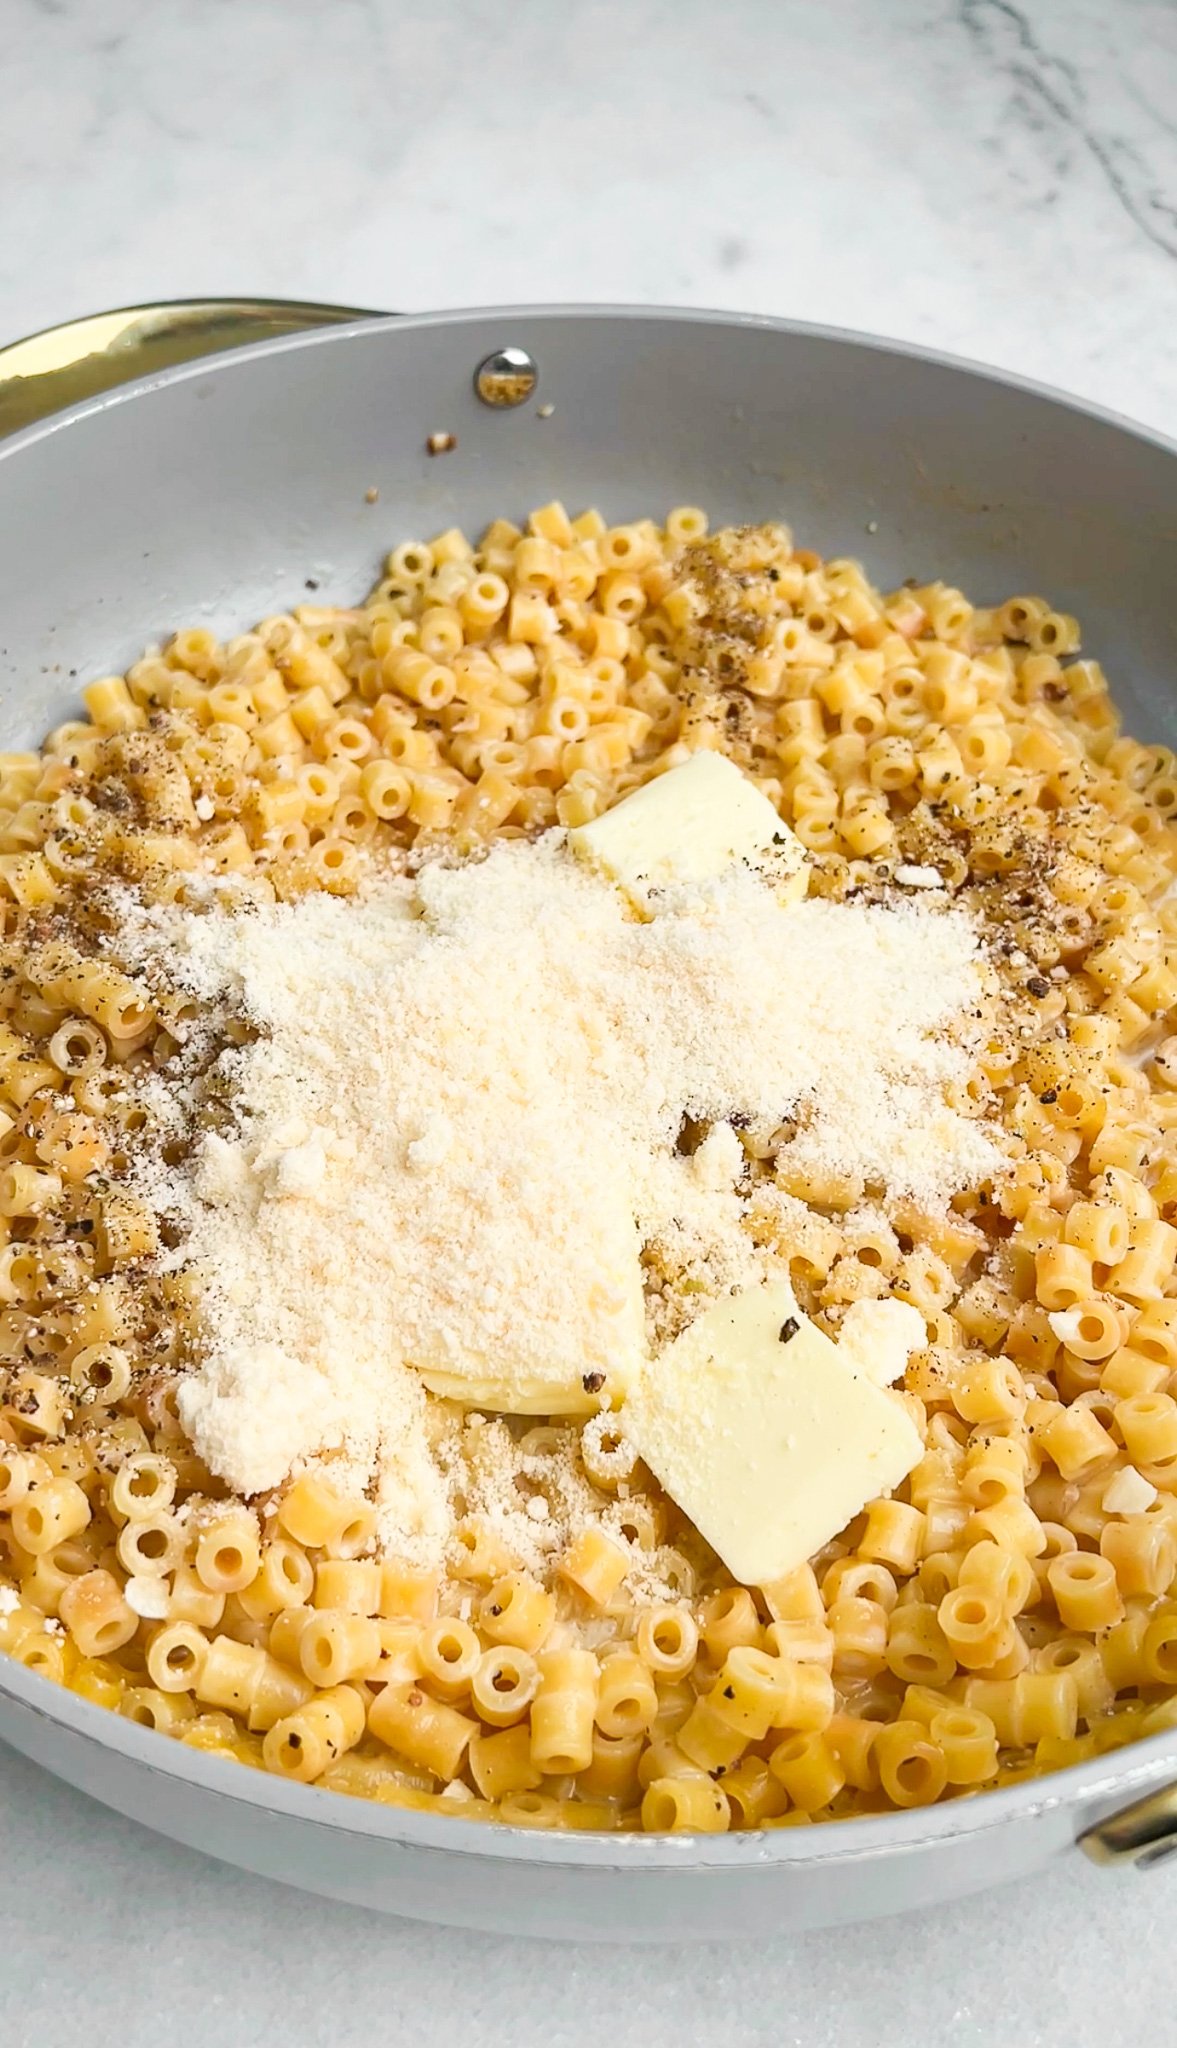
{"left": 3, "top": 0, "right": 1177, "bottom": 435}
{"left": 3, "top": 0, "right": 1177, "bottom": 2042}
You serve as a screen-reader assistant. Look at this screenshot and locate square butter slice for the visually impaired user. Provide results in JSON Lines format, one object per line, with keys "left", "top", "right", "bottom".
{"left": 413, "top": 1366, "right": 605, "bottom": 1417}
{"left": 411, "top": 1247, "right": 646, "bottom": 1417}
{"left": 621, "top": 1279, "right": 922, "bottom": 1585}
{"left": 568, "top": 752, "right": 807, "bottom": 914}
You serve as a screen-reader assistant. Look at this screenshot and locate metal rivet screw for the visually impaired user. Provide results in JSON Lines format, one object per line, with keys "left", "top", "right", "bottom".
{"left": 474, "top": 346, "right": 538, "bottom": 408}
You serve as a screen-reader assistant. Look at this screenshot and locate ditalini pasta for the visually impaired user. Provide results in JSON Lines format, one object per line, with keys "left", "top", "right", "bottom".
{"left": 0, "top": 505, "right": 1176, "bottom": 1835}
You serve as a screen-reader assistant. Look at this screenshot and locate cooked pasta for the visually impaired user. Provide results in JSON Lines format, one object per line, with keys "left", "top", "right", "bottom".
{"left": 1, "top": 504, "right": 1177, "bottom": 1835}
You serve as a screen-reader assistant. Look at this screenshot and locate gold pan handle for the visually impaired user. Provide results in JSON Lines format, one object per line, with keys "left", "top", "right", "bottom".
{"left": 0, "top": 297, "right": 381, "bottom": 438}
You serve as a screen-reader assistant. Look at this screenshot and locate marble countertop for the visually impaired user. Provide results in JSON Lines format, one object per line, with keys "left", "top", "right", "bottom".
{"left": 5, "top": 0, "right": 1177, "bottom": 436}
{"left": 2, "top": 1, "right": 1177, "bottom": 2043}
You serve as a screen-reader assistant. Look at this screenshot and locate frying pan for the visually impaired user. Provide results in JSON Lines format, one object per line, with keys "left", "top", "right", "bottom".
{"left": 1, "top": 298, "right": 1177, "bottom": 1937}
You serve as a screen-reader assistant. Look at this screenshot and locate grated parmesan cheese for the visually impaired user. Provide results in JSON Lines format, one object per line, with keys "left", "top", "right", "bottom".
{"left": 1048, "top": 1309, "right": 1085, "bottom": 1347}
{"left": 124, "top": 1576, "right": 172, "bottom": 1620}
{"left": 116, "top": 829, "right": 1001, "bottom": 1558}
{"left": 837, "top": 1299, "right": 928, "bottom": 1386}
{"left": 893, "top": 864, "right": 944, "bottom": 889}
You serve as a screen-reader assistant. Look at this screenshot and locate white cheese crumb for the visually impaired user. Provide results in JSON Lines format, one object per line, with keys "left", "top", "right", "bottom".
{"left": 837, "top": 1298, "right": 927, "bottom": 1386}
{"left": 1102, "top": 1465, "right": 1158, "bottom": 1515}
{"left": 691, "top": 1121, "right": 746, "bottom": 1190}
{"left": 255, "top": 1122, "right": 333, "bottom": 1201}
{"left": 893, "top": 864, "right": 944, "bottom": 889}
{"left": 0, "top": 1584, "right": 20, "bottom": 1615}
{"left": 1048, "top": 1309, "right": 1085, "bottom": 1346}
{"left": 176, "top": 1340, "right": 348, "bottom": 1498}
{"left": 193, "top": 1132, "right": 252, "bottom": 1204}
{"left": 406, "top": 1116, "right": 454, "bottom": 1174}
{"left": 194, "top": 795, "right": 215, "bottom": 822}
{"left": 124, "top": 1576, "right": 172, "bottom": 1620}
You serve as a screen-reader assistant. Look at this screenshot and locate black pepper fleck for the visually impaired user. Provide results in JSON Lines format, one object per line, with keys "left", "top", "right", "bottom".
{"left": 582, "top": 1371, "right": 605, "bottom": 1393}
{"left": 779, "top": 1317, "right": 800, "bottom": 1344}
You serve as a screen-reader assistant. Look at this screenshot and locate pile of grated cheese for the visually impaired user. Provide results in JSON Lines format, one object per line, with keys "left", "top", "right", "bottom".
{"left": 116, "top": 831, "right": 1001, "bottom": 1558}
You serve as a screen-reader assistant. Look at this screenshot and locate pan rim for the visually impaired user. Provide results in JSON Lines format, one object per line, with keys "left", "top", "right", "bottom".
{"left": 2, "top": 300, "right": 1176, "bottom": 469}
{"left": 3, "top": 1646, "right": 1176, "bottom": 1867}
{"left": 2, "top": 298, "right": 1177, "bottom": 1869}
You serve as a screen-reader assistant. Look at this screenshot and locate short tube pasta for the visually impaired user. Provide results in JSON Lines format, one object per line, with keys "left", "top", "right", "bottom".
{"left": 641, "top": 1776, "right": 730, "bottom": 1834}
{"left": 5, "top": 502, "right": 1177, "bottom": 1837}
{"left": 530, "top": 1649, "right": 599, "bottom": 1774}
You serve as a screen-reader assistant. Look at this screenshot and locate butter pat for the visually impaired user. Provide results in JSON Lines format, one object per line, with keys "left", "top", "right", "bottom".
{"left": 1102, "top": 1464, "right": 1157, "bottom": 1516}
{"left": 568, "top": 752, "right": 808, "bottom": 913}
{"left": 621, "top": 1279, "right": 922, "bottom": 1584}
{"left": 412, "top": 1366, "right": 604, "bottom": 1417}
{"left": 412, "top": 1260, "right": 646, "bottom": 1416}
{"left": 413, "top": 1318, "right": 642, "bottom": 1411}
